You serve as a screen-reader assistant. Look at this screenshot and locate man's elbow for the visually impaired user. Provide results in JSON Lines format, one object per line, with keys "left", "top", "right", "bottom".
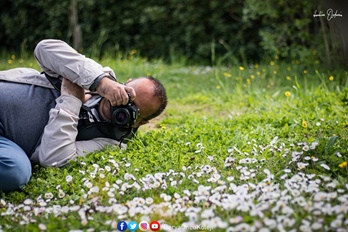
{"left": 34, "top": 39, "right": 60, "bottom": 59}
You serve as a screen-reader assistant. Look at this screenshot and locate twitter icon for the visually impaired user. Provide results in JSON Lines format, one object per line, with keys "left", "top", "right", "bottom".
{"left": 128, "top": 221, "right": 139, "bottom": 232}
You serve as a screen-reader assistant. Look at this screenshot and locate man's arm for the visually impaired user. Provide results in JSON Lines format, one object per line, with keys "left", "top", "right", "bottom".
{"left": 33, "top": 78, "right": 126, "bottom": 167}
{"left": 34, "top": 39, "right": 135, "bottom": 106}
{"left": 34, "top": 39, "right": 107, "bottom": 90}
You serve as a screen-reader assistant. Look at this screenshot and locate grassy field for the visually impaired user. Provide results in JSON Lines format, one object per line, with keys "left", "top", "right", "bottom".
{"left": 0, "top": 53, "right": 348, "bottom": 231}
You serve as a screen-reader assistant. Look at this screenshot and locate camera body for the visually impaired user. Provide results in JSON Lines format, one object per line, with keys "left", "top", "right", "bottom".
{"left": 110, "top": 94, "right": 138, "bottom": 127}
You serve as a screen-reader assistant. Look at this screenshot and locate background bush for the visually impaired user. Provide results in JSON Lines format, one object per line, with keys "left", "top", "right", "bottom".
{"left": 0, "top": 0, "right": 346, "bottom": 67}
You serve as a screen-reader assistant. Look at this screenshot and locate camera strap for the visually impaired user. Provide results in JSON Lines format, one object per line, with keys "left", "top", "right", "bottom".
{"left": 76, "top": 95, "right": 137, "bottom": 145}
{"left": 44, "top": 72, "right": 62, "bottom": 91}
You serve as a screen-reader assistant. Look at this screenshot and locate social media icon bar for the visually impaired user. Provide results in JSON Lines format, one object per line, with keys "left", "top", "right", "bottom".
{"left": 117, "top": 221, "right": 128, "bottom": 231}
{"left": 128, "top": 221, "right": 139, "bottom": 232}
{"left": 149, "top": 221, "right": 161, "bottom": 231}
{"left": 139, "top": 221, "right": 149, "bottom": 231}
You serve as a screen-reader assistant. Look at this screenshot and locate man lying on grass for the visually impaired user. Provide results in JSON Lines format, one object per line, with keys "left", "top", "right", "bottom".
{"left": 0, "top": 39, "right": 167, "bottom": 192}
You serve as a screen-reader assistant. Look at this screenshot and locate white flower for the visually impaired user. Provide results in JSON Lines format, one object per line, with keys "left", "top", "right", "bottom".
{"left": 44, "top": 192, "right": 53, "bottom": 200}
{"left": 320, "top": 163, "right": 330, "bottom": 170}
{"left": 234, "top": 223, "right": 251, "bottom": 231}
{"left": 124, "top": 173, "right": 136, "bottom": 180}
{"left": 66, "top": 175, "right": 73, "bottom": 183}
{"left": 58, "top": 190, "right": 66, "bottom": 198}
{"left": 89, "top": 173, "right": 96, "bottom": 178}
{"left": 152, "top": 182, "right": 160, "bottom": 188}
{"left": 39, "top": 201, "right": 47, "bottom": 207}
{"left": 171, "top": 180, "right": 178, "bottom": 186}
{"left": 311, "top": 222, "right": 322, "bottom": 230}
{"left": 116, "top": 179, "right": 123, "bottom": 185}
{"left": 38, "top": 223, "right": 47, "bottom": 231}
{"left": 201, "top": 208, "right": 215, "bottom": 219}
{"left": 146, "top": 197, "right": 154, "bottom": 205}
{"left": 105, "top": 165, "right": 111, "bottom": 172}
{"left": 164, "top": 195, "right": 171, "bottom": 202}
{"left": 85, "top": 182, "right": 93, "bottom": 189}
{"left": 297, "top": 162, "right": 309, "bottom": 170}
{"left": 24, "top": 199, "right": 34, "bottom": 205}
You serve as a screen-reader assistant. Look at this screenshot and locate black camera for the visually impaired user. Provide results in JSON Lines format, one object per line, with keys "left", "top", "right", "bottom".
{"left": 110, "top": 94, "right": 138, "bottom": 127}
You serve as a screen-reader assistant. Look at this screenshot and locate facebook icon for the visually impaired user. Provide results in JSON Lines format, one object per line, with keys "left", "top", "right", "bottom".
{"left": 117, "top": 221, "right": 128, "bottom": 231}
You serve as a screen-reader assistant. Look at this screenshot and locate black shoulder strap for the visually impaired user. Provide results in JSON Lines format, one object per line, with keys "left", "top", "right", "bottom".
{"left": 43, "top": 72, "right": 62, "bottom": 92}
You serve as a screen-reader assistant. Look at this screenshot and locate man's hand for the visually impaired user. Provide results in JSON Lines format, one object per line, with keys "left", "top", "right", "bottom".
{"left": 96, "top": 77, "right": 136, "bottom": 106}
{"left": 61, "top": 78, "right": 85, "bottom": 102}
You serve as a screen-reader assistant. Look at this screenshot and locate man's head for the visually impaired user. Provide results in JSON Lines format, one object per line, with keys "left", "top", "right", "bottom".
{"left": 99, "top": 76, "right": 167, "bottom": 128}
{"left": 126, "top": 76, "right": 167, "bottom": 121}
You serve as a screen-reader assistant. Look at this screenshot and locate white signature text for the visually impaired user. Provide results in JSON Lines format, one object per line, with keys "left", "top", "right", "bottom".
{"left": 313, "top": 9, "right": 343, "bottom": 21}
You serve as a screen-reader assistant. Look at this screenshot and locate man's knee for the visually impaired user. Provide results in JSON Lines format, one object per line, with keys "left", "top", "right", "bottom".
{"left": 0, "top": 136, "right": 32, "bottom": 192}
{"left": 0, "top": 152, "right": 32, "bottom": 193}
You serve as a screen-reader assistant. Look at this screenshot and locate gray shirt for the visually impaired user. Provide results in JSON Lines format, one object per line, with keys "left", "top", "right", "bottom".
{"left": 0, "top": 39, "right": 126, "bottom": 167}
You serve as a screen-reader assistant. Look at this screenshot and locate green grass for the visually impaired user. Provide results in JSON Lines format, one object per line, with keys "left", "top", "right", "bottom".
{"left": 1, "top": 53, "right": 348, "bottom": 231}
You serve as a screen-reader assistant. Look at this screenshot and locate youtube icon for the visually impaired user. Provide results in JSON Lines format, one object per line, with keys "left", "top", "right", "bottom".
{"left": 149, "top": 221, "right": 160, "bottom": 231}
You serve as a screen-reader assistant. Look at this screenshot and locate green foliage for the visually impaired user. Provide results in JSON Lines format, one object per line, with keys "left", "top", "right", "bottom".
{"left": 0, "top": 0, "right": 344, "bottom": 67}
{"left": 0, "top": 55, "right": 348, "bottom": 231}
{"left": 243, "top": 0, "right": 319, "bottom": 62}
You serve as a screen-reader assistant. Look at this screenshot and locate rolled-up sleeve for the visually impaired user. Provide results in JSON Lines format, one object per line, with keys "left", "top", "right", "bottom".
{"left": 31, "top": 95, "right": 126, "bottom": 167}
{"left": 34, "top": 39, "right": 114, "bottom": 89}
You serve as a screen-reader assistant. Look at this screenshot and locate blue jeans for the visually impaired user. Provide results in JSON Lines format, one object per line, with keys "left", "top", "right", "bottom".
{"left": 0, "top": 136, "right": 32, "bottom": 192}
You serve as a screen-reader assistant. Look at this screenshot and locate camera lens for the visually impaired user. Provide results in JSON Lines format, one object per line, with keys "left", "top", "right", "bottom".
{"left": 115, "top": 111, "right": 127, "bottom": 122}
{"left": 112, "top": 108, "right": 130, "bottom": 125}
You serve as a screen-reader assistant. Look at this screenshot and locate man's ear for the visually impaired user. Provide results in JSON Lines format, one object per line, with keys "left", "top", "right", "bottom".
{"left": 139, "top": 120, "right": 149, "bottom": 126}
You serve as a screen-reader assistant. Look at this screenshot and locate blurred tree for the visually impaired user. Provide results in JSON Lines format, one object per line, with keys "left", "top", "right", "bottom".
{"left": 0, "top": 0, "right": 345, "bottom": 68}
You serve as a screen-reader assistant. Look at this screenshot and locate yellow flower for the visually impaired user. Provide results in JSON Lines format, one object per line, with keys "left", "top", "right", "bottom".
{"left": 257, "top": 71, "right": 261, "bottom": 76}
{"left": 303, "top": 70, "right": 308, "bottom": 74}
{"left": 250, "top": 75, "right": 255, "bottom": 79}
{"left": 254, "top": 64, "right": 259, "bottom": 69}
{"left": 223, "top": 72, "right": 232, "bottom": 77}
{"left": 329, "top": 76, "right": 334, "bottom": 81}
{"left": 247, "top": 78, "right": 251, "bottom": 84}
{"left": 239, "top": 66, "right": 244, "bottom": 71}
{"left": 11, "top": 54, "right": 15, "bottom": 59}
{"left": 273, "top": 70, "right": 277, "bottom": 75}
{"left": 286, "top": 76, "right": 291, "bottom": 80}
{"left": 216, "top": 85, "right": 221, "bottom": 89}
{"left": 270, "top": 61, "right": 275, "bottom": 66}
{"left": 302, "top": 121, "right": 308, "bottom": 128}
{"left": 7, "top": 59, "right": 12, "bottom": 64}
{"left": 339, "top": 161, "right": 347, "bottom": 168}
{"left": 285, "top": 91, "right": 291, "bottom": 97}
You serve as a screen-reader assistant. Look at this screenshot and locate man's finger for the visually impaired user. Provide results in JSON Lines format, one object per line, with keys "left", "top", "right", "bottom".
{"left": 125, "top": 86, "right": 136, "bottom": 101}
